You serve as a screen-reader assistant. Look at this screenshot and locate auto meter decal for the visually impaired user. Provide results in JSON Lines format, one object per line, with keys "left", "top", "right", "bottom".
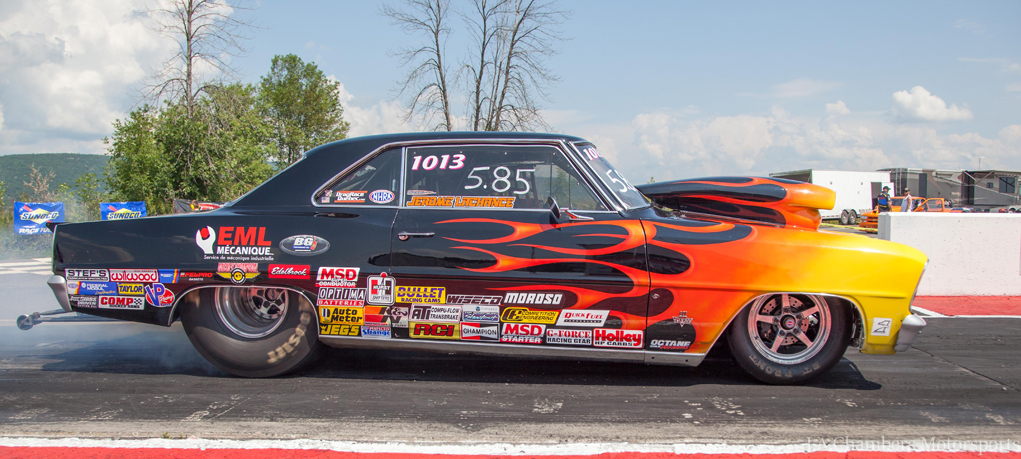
{"left": 279, "top": 235, "right": 330, "bottom": 256}
{"left": 368, "top": 189, "right": 395, "bottom": 204}
{"left": 144, "top": 283, "right": 175, "bottom": 307}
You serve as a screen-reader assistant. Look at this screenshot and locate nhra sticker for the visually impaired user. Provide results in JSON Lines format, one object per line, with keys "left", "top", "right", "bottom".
{"left": 504, "top": 292, "right": 562, "bottom": 305}
{"left": 593, "top": 328, "right": 643, "bottom": 349}
{"left": 333, "top": 191, "right": 366, "bottom": 203}
{"left": 317, "top": 267, "right": 359, "bottom": 288}
{"left": 117, "top": 283, "right": 145, "bottom": 296}
{"left": 65, "top": 268, "right": 109, "bottom": 281}
{"left": 69, "top": 281, "right": 117, "bottom": 296}
{"left": 410, "top": 304, "right": 461, "bottom": 323}
{"left": 368, "top": 189, "right": 395, "bottom": 204}
{"left": 460, "top": 322, "right": 499, "bottom": 341}
{"left": 461, "top": 305, "right": 500, "bottom": 322}
{"left": 195, "top": 226, "right": 274, "bottom": 261}
{"left": 367, "top": 273, "right": 395, "bottom": 305}
{"left": 320, "top": 324, "right": 360, "bottom": 336}
{"left": 546, "top": 329, "right": 592, "bottom": 346}
{"left": 500, "top": 323, "right": 545, "bottom": 344}
{"left": 319, "top": 306, "right": 364, "bottom": 325}
{"left": 144, "top": 283, "right": 175, "bottom": 307}
{"left": 97, "top": 295, "right": 145, "bottom": 310}
{"left": 279, "top": 235, "right": 330, "bottom": 257}
{"left": 396, "top": 286, "right": 445, "bottom": 304}
{"left": 109, "top": 269, "right": 158, "bottom": 283}
{"left": 871, "top": 317, "right": 893, "bottom": 337}
{"left": 500, "top": 307, "right": 559, "bottom": 324}
{"left": 555, "top": 310, "right": 609, "bottom": 327}
{"left": 269, "top": 264, "right": 310, "bottom": 279}
{"left": 410, "top": 322, "right": 460, "bottom": 340}
{"left": 217, "top": 263, "right": 259, "bottom": 284}
{"left": 70, "top": 295, "right": 98, "bottom": 308}
{"left": 317, "top": 288, "right": 366, "bottom": 307}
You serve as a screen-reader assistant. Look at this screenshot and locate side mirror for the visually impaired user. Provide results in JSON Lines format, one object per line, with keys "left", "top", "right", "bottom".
{"left": 547, "top": 196, "right": 561, "bottom": 220}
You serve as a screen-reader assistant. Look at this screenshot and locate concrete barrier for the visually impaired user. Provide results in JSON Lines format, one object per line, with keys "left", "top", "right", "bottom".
{"left": 879, "top": 213, "right": 1021, "bottom": 295}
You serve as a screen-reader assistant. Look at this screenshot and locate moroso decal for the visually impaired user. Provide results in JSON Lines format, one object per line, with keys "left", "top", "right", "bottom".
{"left": 320, "top": 324, "right": 360, "bottom": 336}
{"left": 317, "top": 288, "right": 366, "bottom": 307}
{"left": 410, "top": 322, "right": 460, "bottom": 340}
{"left": 396, "top": 286, "right": 445, "bottom": 304}
{"left": 109, "top": 269, "right": 158, "bottom": 283}
{"left": 593, "top": 328, "right": 643, "bottom": 348}
{"left": 546, "top": 328, "right": 592, "bottom": 346}
{"left": 504, "top": 292, "right": 562, "bottom": 305}
{"left": 366, "top": 273, "right": 395, "bottom": 305}
{"left": 97, "top": 295, "right": 144, "bottom": 310}
{"left": 500, "top": 323, "right": 545, "bottom": 344}
{"left": 319, "top": 306, "right": 364, "bottom": 325}
{"left": 555, "top": 310, "right": 609, "bottom": 327}
{"left": 501, "top": 307, "right": 559, "bottom": 324}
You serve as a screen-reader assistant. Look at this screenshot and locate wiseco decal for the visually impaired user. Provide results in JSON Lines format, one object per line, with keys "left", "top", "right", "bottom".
{"left": 500, "top": 323, "right": 545, "bottom": 344}
{"left": 460, "top": 322, "right": 499, "bottom": 341}
{"left": 593, "top": 328, "right": 643, "bottom": 349}
{"left": 555, "top": 310, "right": 609, "bottom": 327}
{"left": 546, "top": 328, "right": 593, "bottom": 346}
{"left": 97, "top": 295, "right": 144, "bottom": 310}
{"left": 395, "top": 286, "right": 445, "bottom": 304}
{"left": 269, "top": 264, "right": 310, "bottom": 279}
{"left": 109, "top": 269, "right": 158, "bottom": 283}
{"left": 410, "top": 322, "right": 460, "bottom": 340}
{"left": 195, "top": 226, "right": 273, "bottom": 257}
{"left": 500, "top": 307, "right": 559, "bottom": 324}
{"left": 445, "top": 294, "right": 502, "bottom": 305}
{"left": 316, "top": 267, "right": 359, "bottom": 287}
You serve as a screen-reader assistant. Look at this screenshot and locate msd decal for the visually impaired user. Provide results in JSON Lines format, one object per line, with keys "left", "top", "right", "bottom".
{"left": 144, "top": 283, "right": 175, "bottom": 307}
{"left": 460, "top": 322, "right": 499, "bottom": 341}
{"left": 366, "top": 273, "right": 395, "bottom": 305}
{"left": 109, "top": 269, "right": 158, "bottom": 283}
{"left": 410, "top": 322, "right": 460, "bottom": 340}
{"left": 546, "top": 329, "right": 593, "bottom": 346}
{"left": 216, "top": 263, "right": 259, "bottom": 284}
{"left": 316, "top": 267, "right": 359, "bottom": 287}
{"left": 593, "top": 328, "right": 643, "bottom": 349}
{"left": 195, "top": 226, "right": 273, "bottom": 261}
{"left": 269, "top": 264, "right": 310, "bottom": 279}
{"left": 500, "top": 323, "right": 545, "bottom": 344}
{"left": 98, "top": 295, "right": 144, "bottom": 310}
{"left": 555, "top": 310, "right": 609, "bottom": 327}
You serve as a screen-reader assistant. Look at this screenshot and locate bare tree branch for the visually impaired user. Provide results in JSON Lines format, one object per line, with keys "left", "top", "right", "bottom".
{"left": 382, "top": 0, "right": 455, "bottom": 131}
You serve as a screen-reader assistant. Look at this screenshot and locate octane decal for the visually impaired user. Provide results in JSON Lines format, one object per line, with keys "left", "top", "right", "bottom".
{"left": 395, "top": 286, "right": 445, "bottom": 304}
{"left": 500, "top": 307, "right": 559, "bottom": 324}
{"left": 410, "top": 322, "right": 460, "bottom": 340}
{"left": 649, "top": 339, "right": 691, "bottom": 351}
{"left": 317, "top": 287, "right": 366, "bottom": 307}
{"left": 319, "top": 306, "right": 364, "bottom": 325}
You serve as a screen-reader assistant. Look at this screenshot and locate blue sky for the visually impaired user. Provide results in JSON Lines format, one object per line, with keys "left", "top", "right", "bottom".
{"left": 1, "top": 0, "right": 1018, "bottom": 182}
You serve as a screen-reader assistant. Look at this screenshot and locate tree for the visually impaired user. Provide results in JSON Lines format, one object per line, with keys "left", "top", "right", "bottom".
{"left": 260, "top": 54, "right": 350, "bottom": 167}
{"left": 74, "top": 173, "right": 107, "bottom": 221}
{"left": 23, "top": 164, "right": 56, "bottom": 202}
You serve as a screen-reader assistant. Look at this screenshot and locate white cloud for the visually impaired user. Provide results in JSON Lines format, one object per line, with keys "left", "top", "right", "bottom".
{"left": 333, "top": 79, "right": 412, "bottom": 137}
{"left": 954, "top": 19, "right": 988, "bottom": 36}
{"left": 959, "top": 57, "right": 1021, "bottom": 75}
{"left": 825, "top": 100, "right": 850, "bottom": 116}
{"left": 1007, "top": 83, "right": 1021, "bottom": 92}
{"left": 891, "top": 86, "right": 973, "bottom": 121}
{"left": 740, "top": 79, "right": 842, "bottom": 98}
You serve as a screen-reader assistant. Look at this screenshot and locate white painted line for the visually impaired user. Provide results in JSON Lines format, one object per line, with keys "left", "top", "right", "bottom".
{"left": 1, "top": 437, "right": 1020, "bottom": 454}
{"left": 27, "top": 271, "right": 53, "bottom": 275}
{"left": 0, "top": 261, "right": 46, "bottom": 267}
{"left": 909, "top": 306, "right": 946, "bottom": 317}
{"left": 32, "top": 258, "right": 51, "bottom": 263}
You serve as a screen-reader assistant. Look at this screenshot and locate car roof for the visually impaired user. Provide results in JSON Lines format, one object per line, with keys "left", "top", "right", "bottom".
{"left": 303, "top": 132, "right": 588, "bottom": 160}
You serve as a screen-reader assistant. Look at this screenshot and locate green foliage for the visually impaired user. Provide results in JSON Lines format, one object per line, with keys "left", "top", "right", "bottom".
{"left": 74, "top": 173, "right": 107, "bottom": 221}
{"left": 0, "top": 154, "right": 109, "bottom": 202}
{"left": 0, "top": 181, "right": 10, "bottom": 228}
{"left": 260, "top": 54, "right": 350, "bottom": 167}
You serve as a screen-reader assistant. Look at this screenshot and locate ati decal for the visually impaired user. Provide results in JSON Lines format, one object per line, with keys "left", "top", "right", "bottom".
{"left": 70, "top": 295, "right": 98, "bottom": 308}
{"left": 333, "top": 191, "right": 366, "bottom": 203}
{"left": 158, "top": 269, "right": 179, "bottom": 283}
{"left": 500, "top": 307, "right": 559, "bottom": 324}
{"left": 269, "top": 264, "right": 310, "bottom": 279}
{"left": 406, "top": 196, "right": 515, "bottom": 208}
{"left": 410, "top": 304, "right": 461, "bottom": 323}
{"left": 109, "top": 269, "right": 158, "bottom": 283}
{"left": 320, "top": 324, "right": 360, "bottom": 336}
{"left": 410, "top": 322, "right": 460, "bottom": 340}
{"left": 395, "top": 286, "right": 445, "bottom": 304}
{"left": 593, "top": 328, "right": 643, "bottom": 349}
{"left": 317, "top": 288, "right": 366, "bottom": 307}
{"left": 368, "top": 189, "right": 395, "bottom": 204}
{"left": 319, "top": 306, "right": 364, "bottom": 325}
{"left": 649, "top": 339, "right": 691, "bottom": 351}
{"left": 66, "top": 268, "right": 108, "bottom": 281}
{"left": 217, "top": 263, "right": 259, "bottom": 284}
{"left": 98, "top": 295, "right": 145, "bottom": 310}
{"left": 317, "top": 267, "right": 359, "bottom": 288}
{"left": 555, "top": 310, "right": 609, "bottom": 327}
{"left": 195, "top": 226, "right": 273, "bottom": 261}
{"left": 389, "top": 306, "right": 409, "bottom": 328}
{"left": 500, "top": 323, "right": 545, "bottom": 344}
{"left": 367, "top": 273, "right": 395, "bottom": 305}
{"left": 460, "top": 322, "right": 499, "bottom": 341}
{"left": 361, "top": 324, "right": 391, "bottom": 339}
{"left": 445, "top": 294, "right": 502, "bottom": 306}
{"left": 117, "top": 283, "right": 145, "bottom": 296}
{"left": 69, "top": 281, "right": 117, "bottom": 296}
{"left": 144, "top": 283, "right": 175, "bottom": 307}
{"left": 461, "top": 305, "right": 500, "bottom": 322}
{"left": 546, "top": 329, "right": 593, "bottom": 346}
{"left": 181, "top": 271, "right": 214, "bottom": 281}
{"left": 504, "top": 292, "right": 562, "bottom": 305}
{"left": 672, "top": 312, "right": 693, "bottom": 325}
{"left": 871, "top": 317, "right": 893, "bottom": 337}
{"left": 279, "top": 235, "right": 330, "bottom": 257}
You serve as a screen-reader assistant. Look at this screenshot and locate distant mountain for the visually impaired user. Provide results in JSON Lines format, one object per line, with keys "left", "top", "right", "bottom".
{"left": 0, "top": 153, "right": 109, "bottom": 201}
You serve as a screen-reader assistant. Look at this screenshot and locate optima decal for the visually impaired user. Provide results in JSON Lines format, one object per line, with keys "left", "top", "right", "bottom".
{"left": 109, "top": 269, "right": 158, "bottom": 283}
{"left": 195, "top": 226, "right": 274, "bottom": 261}
{"left": 500, "top": 307, "right": 559, "bottom": 324}
{"left": 395, "top": 286, "right": 445, "bottom": 304}
{"left": 97, "top": 295, "right": 144, "bottom": 310}
{"left": 555, "top": 310, "right": 609, "bottom": 327}
{"left": 317, "top": 287, "right": 366, "bottom": 306}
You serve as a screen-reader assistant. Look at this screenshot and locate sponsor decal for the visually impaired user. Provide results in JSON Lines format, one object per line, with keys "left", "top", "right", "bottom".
{"left": 320, "top": 324, "right": 360, "bottom": 336}
{"left": 871, "top": 317, "right": 892, "bottom": 337}
{"left": 144, "top": 283, "right": 176, "bottom": 307}
{"left": 500, "top": 307, "right": 559, "bottom": 324}
{"left": 409, "top": 153, "right": 466, "bottom": 171}
{"left": 70, "top": 295, "right": 98, "bottom": 308}
{"left": 410, "top": 304, "right": 461, "bottom": 323}
{"left": 117, "top": 283, "right": 145, "bottom": 296}
{"left": 368, "top": 189, "right": 395, "bottom": 204}
{"left": 555, "top": 310, "right": 609, "bottom": 327}
{"left": 325, "top": 190, "right": 333, "bottom": 196}
{"left": 109, "top": 269, "right": 159, "bottom": 283}
{"left": 269, "top": 264, "right": 310, "bottom": 279}
{"left": 317, "top": 287, "right": 366, "bottom": 306}
{"left": 319, "top": 306, "right": 364, "bottom": 325}
{"left": 181, "top": 271, "right": 214, "bottom": 281}
{"left": 216, "top": 263, "right": 259, "bottom": 284}
{"left": 279, "top": 235, "right": 330, "bottom": 256}
{"left": 406, "top": 196, "right": 515, "bottom": 208}
{"left": 361, "top": 324, "right": 391, "bottom": 339}
{"left": 500, "top": 323, "right": 545, "bottom": 344}
{"left": 672, "top": 311, "right": 693, "bottom": 325}
{"left": 445, "top": 294, "right": 502, "bottom": 306}
{"left": 461, "top": 305, "right": 500, "bottom": 322}
{"left": 546, "top": 328, "right": 593, "bottom": 346}
{"left": 14, "top": 202, "right": 64, "bottom": 234}
{"left": 66, "top": 281, "right": 79, "bottom": 295}
{"left": 367, "top": 273, "right": 395, "bottom": 305}
{"left": 98, "top": 295, "right": 145, "bottom": 310}
{"left": 316, "top": 267, "right": 359, "bottom": 288}
{"left": 65, "top": 268, "right": 108, "bottom": 281}
{"left": 101, "top": 202, "right": 146, "bottom": 220}
{"left": 406, "top": 189, "right": 436, "bottom": 196}
{"left": 333, "top": 191, "right": 366, "bottom": 203}
{"left": 389, "top": 306, "right": 410, "bottom": 328}
{"left": 460, "top": 322, "right": 499, "bottom": 341}
{"left": 395, "top": 285, "right": 445, "bottom": 304}
{"left": 649, "top": 339, "right": 691, "bottom": 351}
{"left": 195, "top": 226, "right": 274, "bottom": 261}
{"left": 410, "top": 322, "right": 460, "bottom": 340}
{"left": 72, "top": 281, "right": 117, "bottom": 296}
{"left": 158, "top": 269, "right": 179, "bottom": 283}
{"left": 504, "top": 292, "right": 563, "bottom": 305}
{"left": 593, "top": 328, "right": 643, "bottom": 348}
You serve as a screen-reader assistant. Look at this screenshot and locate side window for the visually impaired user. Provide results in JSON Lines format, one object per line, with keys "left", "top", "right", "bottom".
{"left": 316, "top": 148, "right": 400, "bottom": 205}
{"left": 548, "top": 149, "right": 605, "bottom": 211}
{"left": 403, "top": 145, "right": 605, "bottom": 211}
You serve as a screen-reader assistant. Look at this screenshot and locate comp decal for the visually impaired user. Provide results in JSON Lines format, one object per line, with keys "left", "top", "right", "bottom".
{"left": 97, "top": 295, "right": 144, "bottom": 310}
{"left": 406, "top": 196, "right": 515, "bottom": 208}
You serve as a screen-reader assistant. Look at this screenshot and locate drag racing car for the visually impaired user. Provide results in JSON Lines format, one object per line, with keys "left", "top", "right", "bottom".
{"left": 34, "top": 132, "right": 928, "bottom": 384}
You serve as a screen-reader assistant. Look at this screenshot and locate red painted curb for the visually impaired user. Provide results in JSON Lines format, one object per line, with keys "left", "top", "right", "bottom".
{"left": 2, "top": 448, "right": 1021, "bottom": 459}
{"left": 913, "top": 296, "right": 1021, "bottom": 316}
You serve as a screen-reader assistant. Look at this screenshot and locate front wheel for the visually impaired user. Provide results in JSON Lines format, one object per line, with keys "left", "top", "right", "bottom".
{"left": 727, "top": 293, "right": 849, "bottom": 384}
{"left": 180, "top": 286, "right": 321, "bottom": 377}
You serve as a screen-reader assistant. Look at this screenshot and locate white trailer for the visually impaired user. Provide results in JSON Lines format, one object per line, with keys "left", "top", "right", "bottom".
{"left": 769, "top": 170, "right": 893, "bottom": 225}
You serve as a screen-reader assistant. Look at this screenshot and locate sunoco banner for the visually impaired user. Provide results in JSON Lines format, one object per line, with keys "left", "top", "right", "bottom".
{"left": 13, "top": 201, "right": 64, "bottom": 235}
{"left": 101, "top": 201, "right": 147, "bottom": 220}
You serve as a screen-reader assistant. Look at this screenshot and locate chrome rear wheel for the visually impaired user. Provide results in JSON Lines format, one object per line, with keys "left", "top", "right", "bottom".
{"left": 215, "top": 286, "right": 289, "bottom": 339}
{"left": 747, "top": 293, "right": 830, "bottom": 365}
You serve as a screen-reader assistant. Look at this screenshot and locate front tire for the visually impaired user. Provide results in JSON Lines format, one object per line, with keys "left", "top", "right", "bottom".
{"left": 181, "top": 286, "right": 321, "bottom": 377}
{"left": 727, "top": 293, "right": 849, "bottom": 384}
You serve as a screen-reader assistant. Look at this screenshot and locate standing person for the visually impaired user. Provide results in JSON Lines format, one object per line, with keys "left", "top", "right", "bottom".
{"left": 877, "top": 186, "right": 892, "bottom": 212}
{"left": 901, "top": 188, "right": 913, "bottom": 212}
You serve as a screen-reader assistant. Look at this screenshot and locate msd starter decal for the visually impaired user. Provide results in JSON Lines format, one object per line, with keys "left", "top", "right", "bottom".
{"left": 500, "top": 323, "right": 545, "bottom": 344}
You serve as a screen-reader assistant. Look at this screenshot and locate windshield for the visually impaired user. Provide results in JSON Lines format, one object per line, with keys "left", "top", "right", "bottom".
{"left": 571, "top": 143, "right": 649, "bottom": 209}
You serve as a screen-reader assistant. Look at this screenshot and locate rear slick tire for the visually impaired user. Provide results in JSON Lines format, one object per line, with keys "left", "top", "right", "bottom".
{"left": 181, "top": 286, "right": 321, "bottom": 378}
{"left": 727, "top": 293, "right": 850, "bottom": 385}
